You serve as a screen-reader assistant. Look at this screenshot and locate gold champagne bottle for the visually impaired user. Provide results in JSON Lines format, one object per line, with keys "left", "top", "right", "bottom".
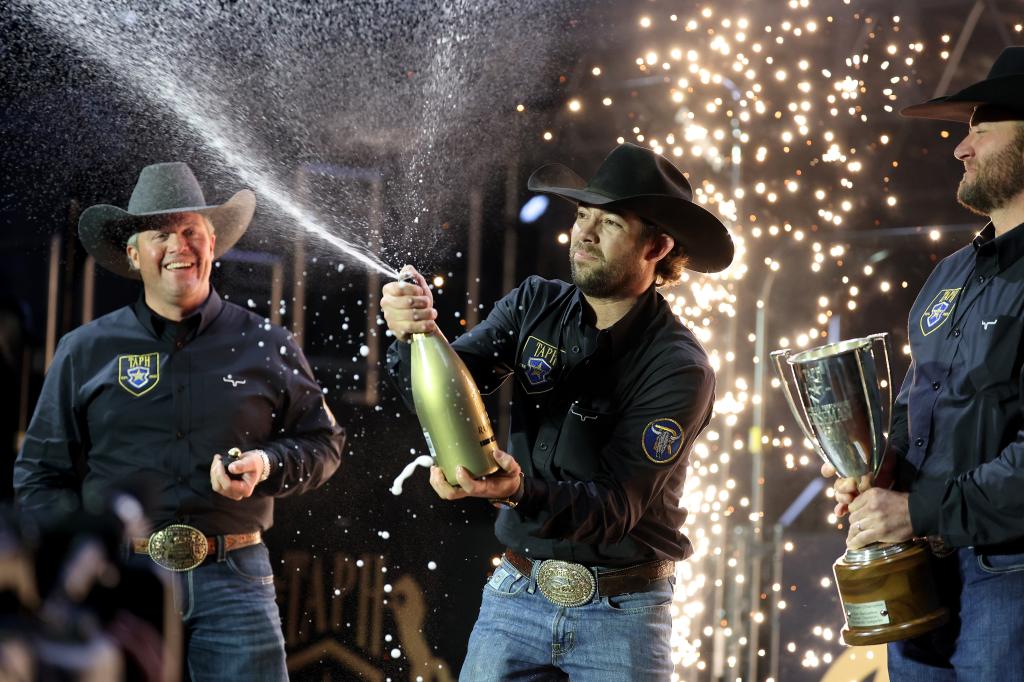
{"left": 410, "top": 329, "right": 499, "bottom": 486}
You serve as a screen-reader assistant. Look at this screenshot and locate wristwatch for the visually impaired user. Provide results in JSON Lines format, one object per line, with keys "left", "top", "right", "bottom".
{"left": 255, "top": 450, "right": 271, "bottom": 482}
{"left": 489, "top": 472, "right": 526, "bottom": 509}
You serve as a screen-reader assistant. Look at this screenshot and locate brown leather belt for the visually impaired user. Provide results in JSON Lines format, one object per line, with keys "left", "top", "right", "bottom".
{"left": 131, "top": 525, "right": 261, "bottom": 572}
{"left": 504, "top": 549, "right": 675, "bottom": 607}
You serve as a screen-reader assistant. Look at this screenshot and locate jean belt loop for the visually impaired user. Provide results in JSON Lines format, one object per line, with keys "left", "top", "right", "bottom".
{"left": 216, "top": 535, "right": 227, "bottom": 562}
{"left": 527, "top": 556, "right": 540, "bottom": 594}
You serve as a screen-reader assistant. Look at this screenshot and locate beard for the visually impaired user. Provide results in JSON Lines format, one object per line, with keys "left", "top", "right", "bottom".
{"left": 957, "top": 127, "right": 1024, "bottom": 215}
{"left": 569, "top": 243, "right": 640, "bottom": 297}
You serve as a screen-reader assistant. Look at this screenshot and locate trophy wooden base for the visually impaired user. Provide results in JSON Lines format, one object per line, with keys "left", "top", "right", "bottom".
{"left": 833, "top": 540, "right": 949, "bottom": 646}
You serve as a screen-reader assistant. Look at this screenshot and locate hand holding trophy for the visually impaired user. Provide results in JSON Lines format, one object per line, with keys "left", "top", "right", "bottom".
{"left": 772, "top": 333, "right": 948, "bottom": 645}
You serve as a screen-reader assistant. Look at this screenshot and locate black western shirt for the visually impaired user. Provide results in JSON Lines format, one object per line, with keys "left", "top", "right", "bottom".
{"left": 891, "top": 222, "right": 1024, "bottom": 548}
{"left": 14, "top": 289, "right": 345, "bottom": 535}
{"left": 387, "top": 276, "right": 716, "bottom": 567}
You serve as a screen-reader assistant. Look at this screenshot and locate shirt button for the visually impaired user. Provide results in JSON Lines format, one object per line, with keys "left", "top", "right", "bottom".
{"left": 176, "top": 431, "right": 184, "bottom": 440}
{"left": 953, "top": 328, "right": 961, "bottom": 337}
{"left": 571, "top": 346, "right": 580, "bottom": 353}
{"left": 539, "top": 442, "right": 548, "bottom": 451}
{"left": 977, "top": 275, "right": 985, "bottom": 284}
{"left": 175, "top": 341, "right": 184, "bottom": 349}
{"left": 915, "top": 437, "right": 924, "bottom": 447}
{"left": 932, "top": 382, "right": 940, "bottom": 391}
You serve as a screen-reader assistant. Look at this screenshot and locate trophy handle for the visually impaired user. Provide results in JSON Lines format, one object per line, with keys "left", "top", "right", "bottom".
{"left": 865, "top": 332, "right": 894, "bottom": 476}
{"left": 770, "top": 349, "right": 831, "bottom": 464}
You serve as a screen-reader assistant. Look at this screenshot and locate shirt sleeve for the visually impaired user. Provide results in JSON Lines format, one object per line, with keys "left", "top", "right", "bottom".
{"left": 384, "top": 279, "right": 526, "bottom": 408}
{"left": 13, "top": 336, "right": 87, "bottom": 519}
{"left": 908, "top": 363, "right": 1024, "bottom": 546}
{"left": 257, "top": 334, "right": 344, "bottom": 497}
{"left": 516, "top": 358, "right": 716, "bottom": 546}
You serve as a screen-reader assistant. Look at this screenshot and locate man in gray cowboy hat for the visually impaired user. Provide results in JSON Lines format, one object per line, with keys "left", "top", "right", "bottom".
{"left": 380, "top": 143, "right": 733, "bottom": 680}
{"left": 825, "top": 47, "right": 1024, "bottom": 679}
{"left": 14, "top": 162, "right": 344, "bottom": 680}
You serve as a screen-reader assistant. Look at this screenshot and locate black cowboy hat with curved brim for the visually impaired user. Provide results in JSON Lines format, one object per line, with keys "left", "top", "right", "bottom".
{"left": 78, "top": 162, "right": 256, "bottom": 279}
{"left": 527, "top": 143, "right": 734, "bottom": 274}
{"left": 901, "top": 46, "right": 1024, "bottom": 123}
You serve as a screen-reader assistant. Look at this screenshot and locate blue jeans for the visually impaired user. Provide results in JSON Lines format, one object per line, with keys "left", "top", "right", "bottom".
{"left": 460, "top": 556, "right": 674, "bottom": 681}
{"left": 888, "top": 547, "right": 1024, "bottom": 681}
{"left": 170, "top": 543, "right": 287, "bottom": 682}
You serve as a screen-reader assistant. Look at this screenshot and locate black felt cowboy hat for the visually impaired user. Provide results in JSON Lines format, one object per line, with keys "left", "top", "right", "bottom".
{"left": 527, "top": 143, "right": 734, "bottom": 273}
{"left": 78, "top": 162, "right": 256, "bottom": 279}
{"left": 901, "top": 46, "right": 1024, "bottom": 123}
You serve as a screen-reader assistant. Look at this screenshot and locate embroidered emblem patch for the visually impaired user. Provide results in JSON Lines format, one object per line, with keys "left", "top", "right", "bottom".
{"left": 642, "top": 418, "right": 685, "bottom": 464}
{"left": 118, "top": 353, "right": 161, "bottom": 397}
{"left": 519, "top": 335, "right": 563, "bottom": 393}
{"left": 919, "top": 288, "right": 961, "bottom": 336}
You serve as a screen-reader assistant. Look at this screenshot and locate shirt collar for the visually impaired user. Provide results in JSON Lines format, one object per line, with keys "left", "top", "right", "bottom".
{"left": 973, "top": 221, "right": 1024, "bottom": 272}
{"left": 133, "top": 287, "right": 223, "bottom": 339}
{"left": 571, "top": 282, "right": 659, "bottom": 353}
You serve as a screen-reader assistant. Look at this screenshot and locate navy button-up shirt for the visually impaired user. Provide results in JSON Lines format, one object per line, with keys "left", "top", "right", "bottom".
{"left": 15, "top": 289, "right": 344, "bottom": 535}
{"left": 388, "top": 276, "right": 716, "bottom": 566}
{"left": 892, "top": 222, "right": 1024, "bottom": 547}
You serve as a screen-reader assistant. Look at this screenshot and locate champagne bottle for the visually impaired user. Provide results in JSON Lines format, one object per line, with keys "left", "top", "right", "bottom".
{"left": 409, "top": 329, "right": 499, "bottom": 486}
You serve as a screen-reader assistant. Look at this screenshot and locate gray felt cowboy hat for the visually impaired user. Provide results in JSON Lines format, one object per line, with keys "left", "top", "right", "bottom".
{"left": 901, "top": 46, "right": 1024, "bottom": 123}
{"left": 78, "top": 162, "right": 256, "bottom": 279}
{"left": 527, "top": 143, "right": 734, "bottom": 273}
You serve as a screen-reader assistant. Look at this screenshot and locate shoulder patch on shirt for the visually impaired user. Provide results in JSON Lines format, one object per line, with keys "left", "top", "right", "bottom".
{"left": 118, "top": 353, "right": 161, "bottom": 397}
{"left": 642, "top": 418, "right": 685, "bottom": 464}
{"left": 920, "top": 287, "right": 961, "bottom": 336}
{"left": 519, "top": 335, "right": 563, "bottom": 394}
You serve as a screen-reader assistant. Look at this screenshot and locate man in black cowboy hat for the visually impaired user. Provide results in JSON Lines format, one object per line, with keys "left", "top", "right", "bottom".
{"left": 826, "top": 47, "right": 1024, "bottom": 679}
{"left": 381, "top": 143, "right": 733, "bottom": 679}
{"left": 14, "top": 162, "right": 344, "bottom": 680}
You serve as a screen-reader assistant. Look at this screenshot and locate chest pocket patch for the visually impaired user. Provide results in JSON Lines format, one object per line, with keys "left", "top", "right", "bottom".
{"left": 920, "top": 287, "right": 961, "bottom": 336}
{"left": 518, "top": 335, "right": 563, "bottom": 394}
{"left": 642, "top": 418, "right": 685, "bottom": 464}
{"left": 118, "top": 353, "right": 161, "bottom": 397}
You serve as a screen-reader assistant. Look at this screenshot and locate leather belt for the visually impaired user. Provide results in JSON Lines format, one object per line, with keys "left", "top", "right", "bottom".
{"left": 504, "top": 549, "right": 675, "bottom": 607}
{"left": 132, "top": 524, "right": 262, "bottom": 572}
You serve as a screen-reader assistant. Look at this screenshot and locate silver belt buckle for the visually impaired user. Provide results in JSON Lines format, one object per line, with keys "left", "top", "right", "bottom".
{"left": 148, "top": 524, "right": 208, "bottom": 571}
{"left": 537, "top": 560, "right": 596, "bottom": 607}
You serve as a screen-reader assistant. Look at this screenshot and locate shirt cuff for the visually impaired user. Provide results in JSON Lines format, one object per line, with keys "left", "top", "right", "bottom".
{"left": 907, "top": 479, "right": 947, "bottom": 537}
{"left": 514, "top": 476, "right": 547, "bottom": 516}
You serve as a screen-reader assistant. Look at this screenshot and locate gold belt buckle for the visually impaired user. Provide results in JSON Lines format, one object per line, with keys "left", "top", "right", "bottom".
{"left": 537, "top": 560, "right": 596, "bottom": 607}
{"left": 147, "top": 524, "right": 208, "bottom": 571}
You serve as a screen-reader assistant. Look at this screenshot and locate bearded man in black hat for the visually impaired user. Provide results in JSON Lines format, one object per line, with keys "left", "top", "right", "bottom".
{"left": 825, "top": 47, "right": 1024, "bottom": 679}
{"left": 381, "top": 143, "right": 733, "bottom": 680}
{"left": 14, "top": 163, "right": 344, "bottom": 680}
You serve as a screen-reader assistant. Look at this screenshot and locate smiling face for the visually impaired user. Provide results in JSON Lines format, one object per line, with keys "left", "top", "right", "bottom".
{"left": 126, "top": 212, "right": 216, "bottom": 320}
{"left": 569, "top": 204, "right": 668, "bottom": 298}
{"left": 954, "top": 119, "right": 1024, "bottom": 216}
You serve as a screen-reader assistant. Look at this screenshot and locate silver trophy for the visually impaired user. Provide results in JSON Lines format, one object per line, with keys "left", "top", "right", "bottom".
{"left": 771, "top": 333, "right": 947, "bottom": 645}
{"left": 771, "top": 334, "right": 891, "bottom": 479}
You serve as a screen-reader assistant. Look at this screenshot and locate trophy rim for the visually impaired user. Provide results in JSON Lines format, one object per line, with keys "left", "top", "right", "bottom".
{"left": 843, "top": 540, "right": 921, "bottom": 564}
{"left": 788, "top": 337, "right": 872, "bottom": 364}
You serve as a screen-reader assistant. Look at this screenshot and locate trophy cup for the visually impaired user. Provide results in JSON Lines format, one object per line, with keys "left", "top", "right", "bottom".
{"left": 772, "top": 333, "right": 948, "bottom": 645}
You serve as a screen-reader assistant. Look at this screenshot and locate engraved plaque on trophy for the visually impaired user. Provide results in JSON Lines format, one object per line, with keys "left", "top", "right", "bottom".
{"left": 772, "top": 333, "right": 948, "bottom": 645}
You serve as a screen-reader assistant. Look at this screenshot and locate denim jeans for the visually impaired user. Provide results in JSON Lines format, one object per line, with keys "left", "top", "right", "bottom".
{"left": 888, "top": 547, "right": 1024, "bottom": 681}
{"left": 460, "top": 556, "right": 675, "bottom": 681}
{"left": 169, "top": 543, "right": 287, "bottom": 682}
